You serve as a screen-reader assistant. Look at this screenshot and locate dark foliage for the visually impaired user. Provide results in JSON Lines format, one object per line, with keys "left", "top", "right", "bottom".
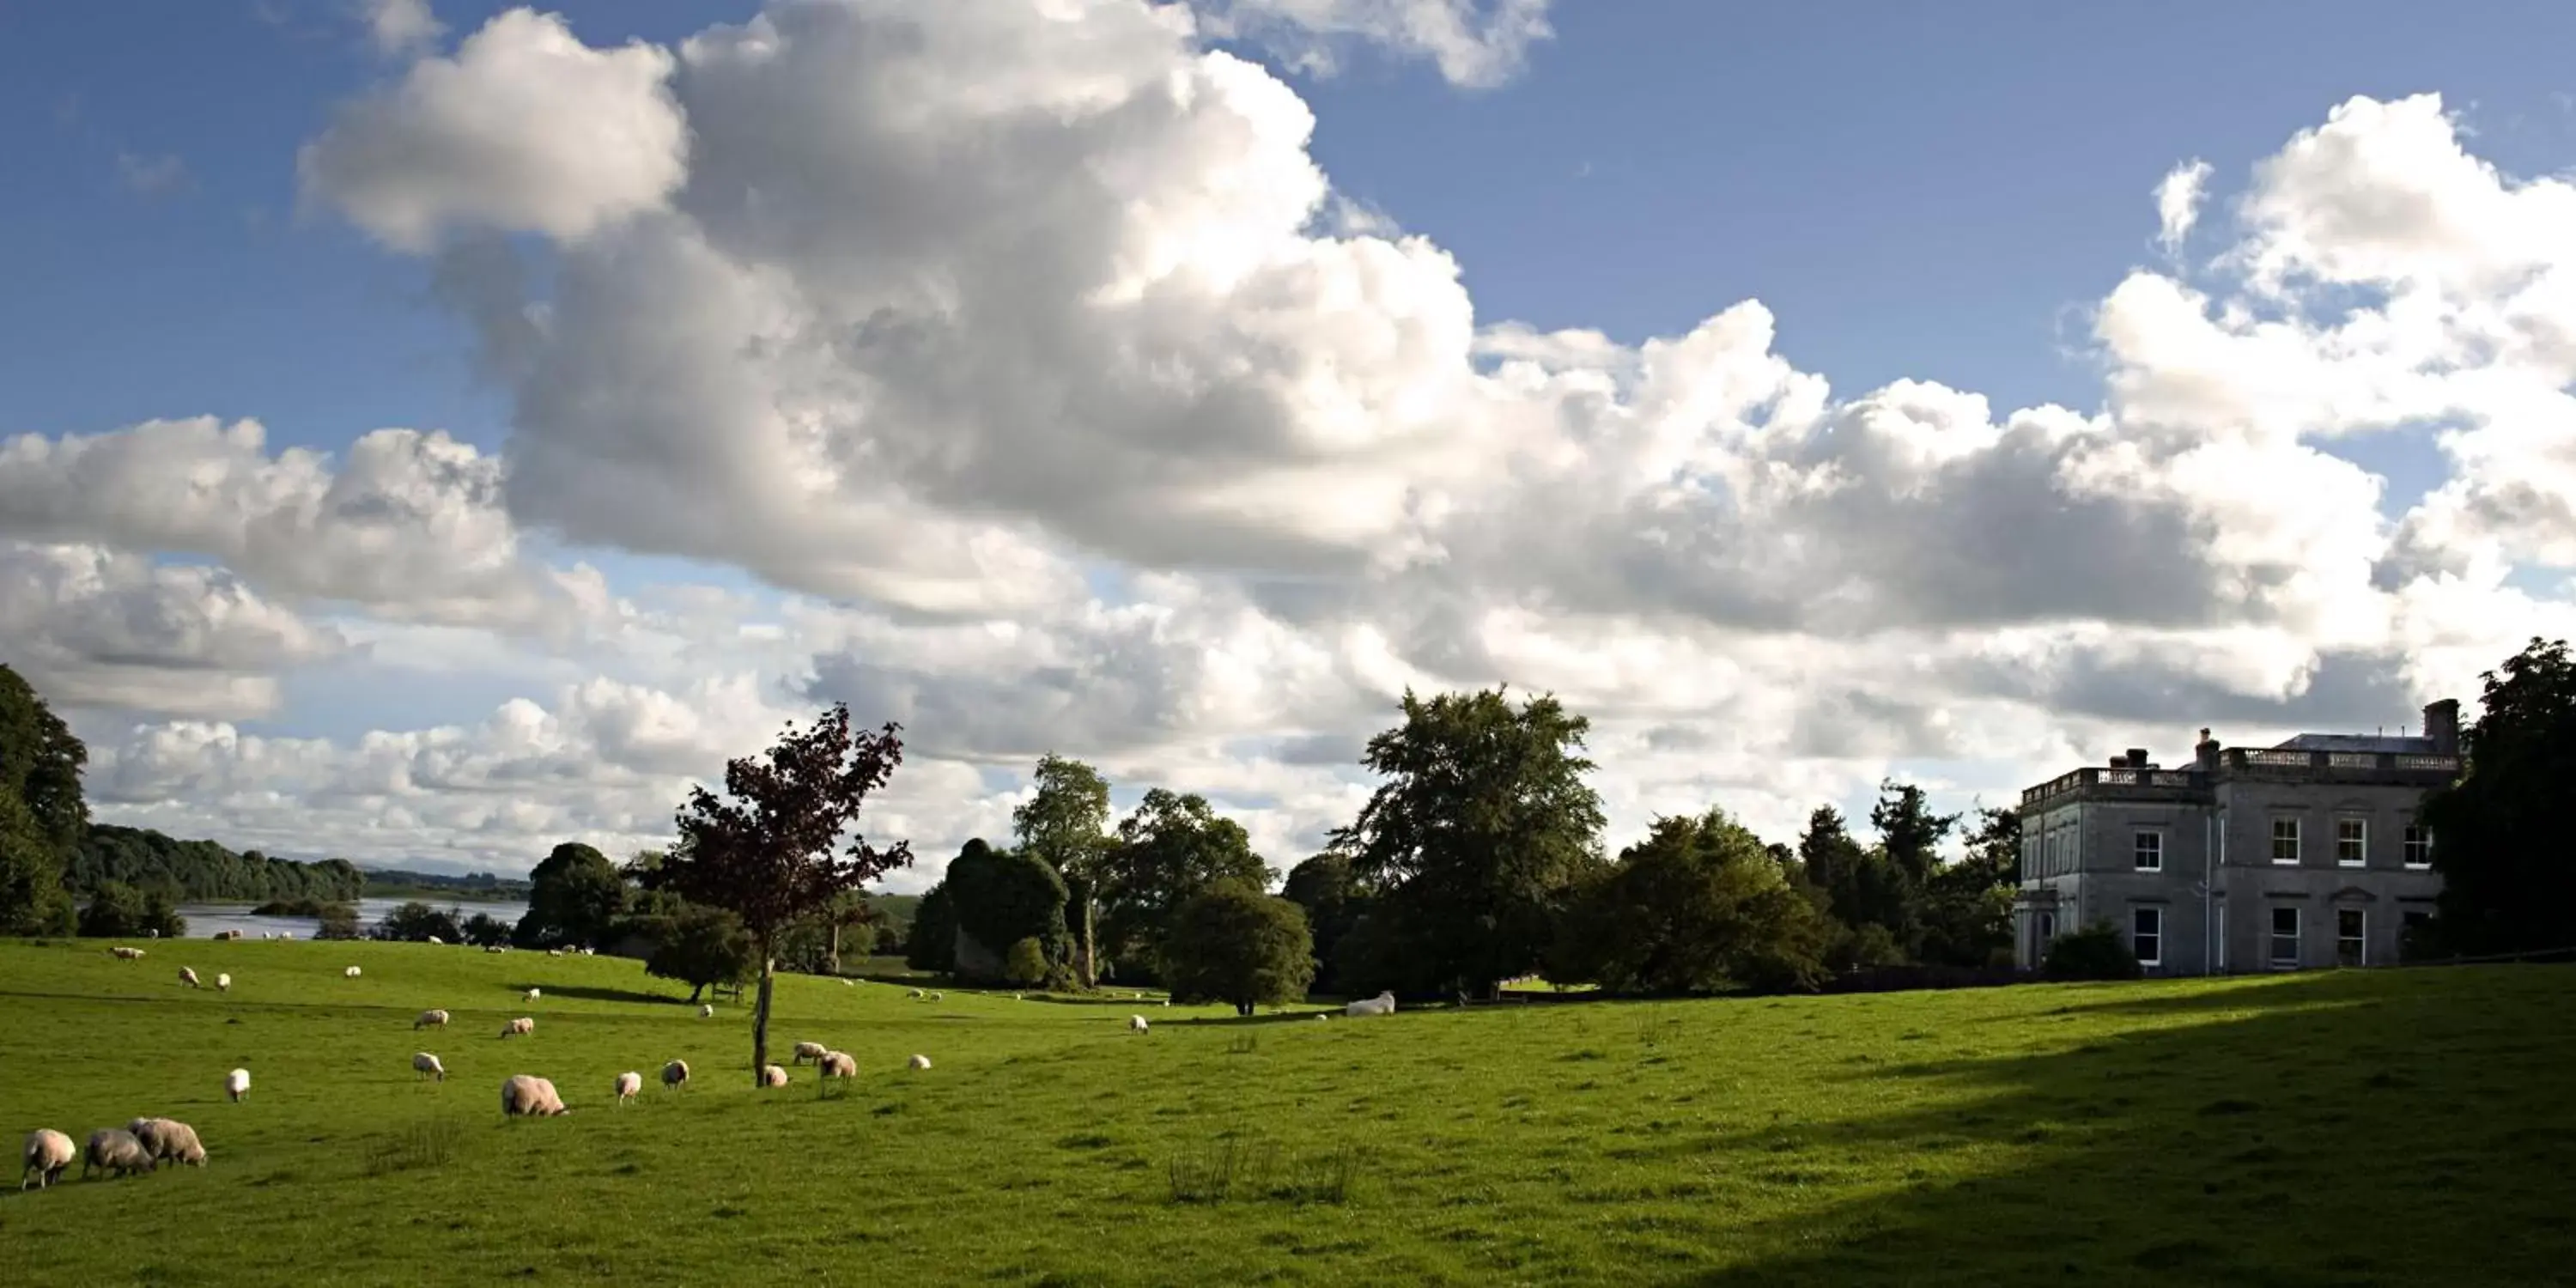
{"left": 373, "top": 901, "right": 464, "bottom": 943}
{"left": 76, "top": 879, "right": 186, "bottom": 939}
{"left": 2421, "top": 637, "right": 2576, "bottom": 957}
{"left": 2042, "top": 922, "right": 2144, "bottom": 981}
{"left": 946, "top": 839, "right": 1073, "bottom": 985}
{"left": 1281, "top": 850, "right": 1371, "bottom": 993}
{"left": 906, "top": 881, "right": 958, "bottom": 973}
{"left": 645, "top": 902, "right": 758, "bottom": 1002}
{"left": 513, "top": 841, "right": 629, "bottom": 950}
{"left": 1160, "top": 880, "right": 1316, "bottom": 1014}
{"left": 1099, "top": 789, "right": 1271, "bottom": 985}
{"left": 1550, "top": 809, "right": 1831, "bottom": 995}
{"left": 72, "top": 825, "right": 362, "bottom": 905}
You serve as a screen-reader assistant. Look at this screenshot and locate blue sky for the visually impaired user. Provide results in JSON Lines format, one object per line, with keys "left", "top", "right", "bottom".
{"left": 4, "top": 1, "right": 2573, "bottom": 873}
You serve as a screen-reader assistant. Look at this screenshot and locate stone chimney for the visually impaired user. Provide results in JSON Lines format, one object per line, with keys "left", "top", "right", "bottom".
{"left": 2423, "top": 699, "right": 2460, "bottom": 755}
{"left": 2194, "top": 728, "right": 2220, "bottom": 770}
{"left": 2123, "top": 747, "right": 2149, "bottom": 769}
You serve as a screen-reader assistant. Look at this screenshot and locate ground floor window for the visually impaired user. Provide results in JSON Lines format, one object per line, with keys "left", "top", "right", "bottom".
{"left": 2270, "top": 907, "right": 2300, "bottom": 969}
{"left": 2131, "top": 907, "right": 2163, "bottom": 968}
{"left": 2337, "top": 908, "right": 2366, "bottom": 967}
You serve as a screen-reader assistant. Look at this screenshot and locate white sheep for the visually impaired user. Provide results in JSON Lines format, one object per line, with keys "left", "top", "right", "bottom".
{"left": 500, "top": 1074, "right": 568, "bottom": 1117}
{"left": 484, "top": 945, "right": 506, "bottom": 954}
{"left": 415, "top": 1008, "right": 450, "bottom": 1030}
{"left": 697, "top": 1004, "right": 714, "bottom": 1018}
{"left": 129, "top": 1118, "right": 205, "bottom": 1169}
{"left": 110, "top": 945, "right": 144, "bottom": 960}
{"left": 580, "top": 947, "right": 594, "bottom": 956}
{"left": 817, "top": 1051, "right": 857, "bottom": 1078}
{"left": 660, "top": 1060, "right": 690, "bottom": 1091}
{"left": 413, "top": 1052, "right": 446, "bottom": 1082}
{"left": 1344, "top": 990, "right": 1397, "bottom": 1018}
{"left": 500, "top": 1016, "right": 535, "bottom": 1038}
{"left": 907, "top": 988, "right": 923, "bottom": 999}
{"left": 82, "top": 1128, "right": 151, "bottom": 1179}
{"left": 179, "top": 967, "right": 200, "bottom": 989}
{"left": 343, "top": 965, "right": 361, "bottom": 979}
{"left": 224, "top": 1068, "right": 250, "bottom": 1103}
{"left": 21, "top": 1128, "right": 74, "bottom": 1189}
{"left": 524, "top": 987, "right": 541, "bottom": 1003}
{"left": 791, "top": 1041, "right": 829, "bottom": 1066}
{"left": 613, "top": 1072, "right": 641, "bottom": 1104}
{"left": 1130, "top": 1015, "right": 1150, "bottom": 1034}
{"left": 908, "top": 1054, "right": 932, "bottom": 1071}
{"left": 426, "top": 935, "right": 443, "bottom": 945}
{"left": 546, "top": 949, "right": 563, "bottom": 958}
{"left": 280, "top": 932, "right": 294, "bottom": 939}
{"left": 928, "top": 991, "right": 944, "bottom": 1002}
{"left": 216, "top": 973, "right": 231, "bottom": 993}
{"left": 761, "top": 1064, "right": 790, "bottom": 1088}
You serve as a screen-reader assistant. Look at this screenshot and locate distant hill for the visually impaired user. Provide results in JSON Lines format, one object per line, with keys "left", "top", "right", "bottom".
{"left": 359, "top": 867, "right": 533, "bottom": 902}
{"left": 72, "top": 824, "right": 365, "bottom": 904}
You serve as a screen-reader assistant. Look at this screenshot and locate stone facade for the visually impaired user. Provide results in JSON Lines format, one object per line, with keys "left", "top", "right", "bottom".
{"left": 2012, "top": 701, "right": 2459, "bottom": 976}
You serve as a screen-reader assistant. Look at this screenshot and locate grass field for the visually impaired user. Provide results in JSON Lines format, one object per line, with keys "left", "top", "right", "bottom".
{"left": 4, "top": 939, "right": 2572, "bottom": 1286}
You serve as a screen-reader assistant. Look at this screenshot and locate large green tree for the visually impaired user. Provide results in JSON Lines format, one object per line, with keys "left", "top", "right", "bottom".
{"left": 945, "top": 838, "right": 1074, "bottom": 985}
{"left": 0, "top": 665, "right": 83, "bottom": 935}
{"left": 1097, "top": 788, "right": 1270, "bottom": 983}
{"left": 646, "top": 902, "right": 758, "bottom": 1003}
{"left": 1012, "top": 754, "right": 1114, "bottom": 987}
{"left": 515, "top": 841, "right": 629, "bottom": 949}
{"left": 906, "top": 880, "right": 959, "bottom": 973}
{"left": 1280, "top": 849, "right": 1371, "bottom": 993}
{"left": 1551, "top": 809, "right": 1830, "bottom": 994}
{"left": 1801, "top": 804, "right": 1915, "bottom": 963}
{"left": 1917, "top": 805, "right": 2019, "bottom": 968}
{"left": 2421, "top": 637, "right": 2576, "bottom": 956}
{"left": 1331, "top": 686, "right": 1607, "bottom": 999}
{"left": 1160, "top": 880, "right": 1317, "bottom": 1014}
{"left": 647, "top": 705, "right": 914, "bottom": 1084}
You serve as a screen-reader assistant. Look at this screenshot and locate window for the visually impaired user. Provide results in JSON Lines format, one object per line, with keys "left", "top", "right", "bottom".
{"left": 2132, "top": 908, "right": 2163, "bottom": 968}
{"left": 2038, "top": 912, "right": 2056, "bottom": 942}
{"left": 2269, "top": 907, "right": 2300, "bottom": 969}
{"left": 2133, "top": 830, "right": 2163, "bottom": 872}
{"left": 2270, "top": 817, "right": 2301, "bottom": 865}
{"left": 2403, "top": 825, "right": 2432, "bottom": 869}
{"left": 2337, "top": 908, "right": 2366, "bottom": 967}
{"left": 2336, "top": 817, "right": 2367, "bottom": 867}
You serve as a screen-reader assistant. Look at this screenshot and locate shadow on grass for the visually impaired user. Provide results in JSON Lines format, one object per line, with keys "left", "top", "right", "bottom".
{"left": 521, "top": 984, "right": 692, "bottom": 1007}
{"left": 1663, "top": 964, "right": 2576, "bottom": 1287}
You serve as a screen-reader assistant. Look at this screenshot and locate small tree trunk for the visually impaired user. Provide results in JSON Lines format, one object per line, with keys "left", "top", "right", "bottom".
{"left": 827, "top": 920, "right": 841, "bottom": 976}
{"left": 690, "top": 981, "right": 705, "bottom": 1004}
{"left": 1079, "top": 896, "right": 1098, "bottom": 990}
{"left": 751, "top": 947, "right": 776, "bottom": 1087}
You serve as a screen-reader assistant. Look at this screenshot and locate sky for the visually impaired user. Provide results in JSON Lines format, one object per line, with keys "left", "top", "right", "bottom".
{"left": 3, "top": 0, "right": 2573, "bottom": 886}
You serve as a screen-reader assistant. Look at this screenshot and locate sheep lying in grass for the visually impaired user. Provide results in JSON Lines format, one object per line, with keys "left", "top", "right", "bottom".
{"left": 426, "top": 935, "right": 442, "bottom": 945}
{"left": 791, "top": 1042, "right": 828, "bottom": 1066}
{"left": 524, "top": 987, "right": 541, "bottom": 1003}
{"left": 1130, "top": 1015, "right": 1149, "bottom": 1034}
{"left": 928, "top": 991, "right": 944, "bottom": 1002}
{"left": 21, "top": 1128, "right": 74, "bottom": 1189}
{"left": 179, "top": 967, "right": 200, "bottom": 989}
{"left": 546, "top": 949, "right": 562, "bottom": 958}
{"left": 1344, "top": 990, "right": 1397, "bottom": 1018}
{"left": 908, "top": 1054, "right": 932, "bottom": 1071}
{"left": 500, "top": 1074, "right": 568, "bottom": 1117}
{"left": 414, "top": 1052, "right": 446, "bottom": 1081}
{"left": 907, "top": 988, "right": 923, "bottom": 999}
{"left": 660, "top": 1060, "right": 690, "bottom": 1091}
{"left": 415, "top": 1008, "right": 450, "bottom": 1030}
{"left": 83, "top": 1129, "right": 151, "bottom": 1179}
{"left": 698, "top": 1004, "right": 713, "bottom": 1018}
{"left": 111, "top": 946, "right": 144, "bottom": 960}
{"left": 224, "top": 1068, "right": 250, "bottom": 1103}
{"left": 613, "top": 1072, "right": 641, "bottom": 1104}
{"left": 484, "top": 945, "right": 506, "bottom": 954}
{"left": 343, "top": 966, "right": 361, "bottom": 979}
{"left": 761, "top": 1064, "right": 789, "bottom": 1088}
{"left": 500, "top": 1017, "right": 535, "bottom": 1039}
{"left": 216, "top": 973, "right": 230, "bottom": 993}
{"left": 130, "top": 1118, "right": 205, "bottom": 1169}
{"left": 817, "top": 1051, "right": 856, "bottom": 1078}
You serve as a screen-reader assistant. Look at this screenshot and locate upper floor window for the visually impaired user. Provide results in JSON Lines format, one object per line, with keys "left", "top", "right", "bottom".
{"left": 2403, "top": 825, "right": 2433, "bottom": 869}
{"left": 2270, "top": 817, "right": 2301, "bottom": 865}
{"left": 2336, "top": 817, "right": 2367, "bottom": 867}
{"left": 2133, "top": 830, "right": 2163, "bottom": 872}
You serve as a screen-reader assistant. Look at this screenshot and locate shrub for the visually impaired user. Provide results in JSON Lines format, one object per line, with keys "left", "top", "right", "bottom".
{"left": 645, "top": 903, "right": 756, "bottom": 1002}
{"left": 314, "top": 902, "right": 363, "bottom": 940}
{"left": 459, "top": 912, "right": 513, "bottom": 948}
{"left": 1004, "top": 936, "right": 1050, "bottom": 987}
{"left": 372, "top": 901, "right": 463, "bottom": 943}
{"left": 2043, "top": 922, "right": 2143, "bottom": 981}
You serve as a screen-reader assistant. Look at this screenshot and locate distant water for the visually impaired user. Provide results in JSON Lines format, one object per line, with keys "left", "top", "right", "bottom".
{"left": 175, "top": 897, "right": 528, "bottom": 940}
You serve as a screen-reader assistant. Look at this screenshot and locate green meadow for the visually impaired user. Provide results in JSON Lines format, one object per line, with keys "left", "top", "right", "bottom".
{"left": 3, "top": 939, "right": 2572, "bottom": 1286}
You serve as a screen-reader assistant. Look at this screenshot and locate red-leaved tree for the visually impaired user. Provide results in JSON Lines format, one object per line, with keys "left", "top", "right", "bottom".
{"left": 649, "top": 704, "right": 914, "bottom": 1084}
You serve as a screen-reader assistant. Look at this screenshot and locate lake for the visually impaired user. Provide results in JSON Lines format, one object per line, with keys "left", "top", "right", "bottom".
{"left": 175, "top": 897, "right": 529, "bottom": 940}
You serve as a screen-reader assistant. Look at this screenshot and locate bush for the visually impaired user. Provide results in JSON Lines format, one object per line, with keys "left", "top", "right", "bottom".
{"left": 314, "top": 902, "right": 362, "bottom": 940}
{"left": 1004, "top": 936, "right": 1050, "bottom": 987}
{"left": 645, "top": 903, "right": 756, "bottom": 1003}
{"left": 372, "top": 901, "right": 463, "bottom": 943}
{"left": 77, "top": 880, "right": 146, "bottom": 938}
{"left": 2043, "top": 922, "right": 2144, "bottom": 981}
{"left": 459, "top": 912, "right": 513, "bottom": 948}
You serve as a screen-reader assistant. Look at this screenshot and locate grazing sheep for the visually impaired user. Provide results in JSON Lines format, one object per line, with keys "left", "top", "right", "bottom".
{"left": 1130, "top": 1015, "right": 1150, "bottom": 1034}
{"left": 83, "top": 1128, "right": 151, "bottom": 1179}
{"left": 580, "top": 947, "right": 595, "bottom": 956}
{"left": 546, "top": 949, "right": 562, "bottom": 958}
{"left": 1315, "top": 1013, "right": 1329, "bottom": 1022}
{"left": 415, "top": 1008, "right": 450, "bottom": 1030}
{"left": 839, "top": 976, "right": 852, "bottom": 986}
{"left": 22, "top": 1128, "right": 75, "bottom": 1189}
{"left": 928, "top": 991, "right": 944, "bottom": 1002}
{"left": 613, "top": 1072, "right": 641, "bottom": 1104}
{"left": 1161, "top": 999, "right": 1170, "bottom": 1007}
{"left": 413, "top": 1052, "right": 446, "bottom": 1081}
{"left": 500, "top": 1074, "right": 568, "bottom": 1117}
{"left": 484, "top": 945, "right": 506, "bottom": 954}
{"left": 130, "top": 1119, "right": 204, "bottom": 1169}
{"left": 343, "top": 966, "right": 361, "bottom": 979}
{"left": 149, "top": 929, "right": 160, "bottom": 939}
{"left": 110, "top": 946, "right": 144, "bottom": 960}
{"left": 216, "top": 973, "right": 230, "bottom": 993}
{"left": 761, "top": 1064, "right": 789, "bottom": 1088}
{"left": 697, "top": 1004, "right": 714, "bottom": 1018}
{"left": 179, "top": 967, "right": 200, "bottom": 988}
{"left": 225, "top": 1068, "right": 250, "bottom": 1102}
{"left": 500, "top": 1016, "right": 535, "bottom": 1038}
{"left": 908, "top": 1054, "right": 932, "bottom": 1071}
{"left": 660, "top": 1060, "right": 690, "bottom": 1091}
{"left": 524, "top": 987, "right": 541, "bottom": 1003}
{"left": 1344, "top": 990, "right": 1398, "bottom": 1018}
{"left": 907, "top": 988, "right": 923, "bottom": 999}
{"left": 279, "top": 932, "right": 294, "bottom": 940}
{"left": 817, "top": 1051, "right": 856, "bottom": 1078}
{"left": 790, "top": 1041, "right": 828, "bottom": 1066}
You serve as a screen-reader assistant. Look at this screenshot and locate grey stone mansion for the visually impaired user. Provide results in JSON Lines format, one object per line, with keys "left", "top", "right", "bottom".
{"left": 2013, "top": 700, "right": 2460, "bottom": 975}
